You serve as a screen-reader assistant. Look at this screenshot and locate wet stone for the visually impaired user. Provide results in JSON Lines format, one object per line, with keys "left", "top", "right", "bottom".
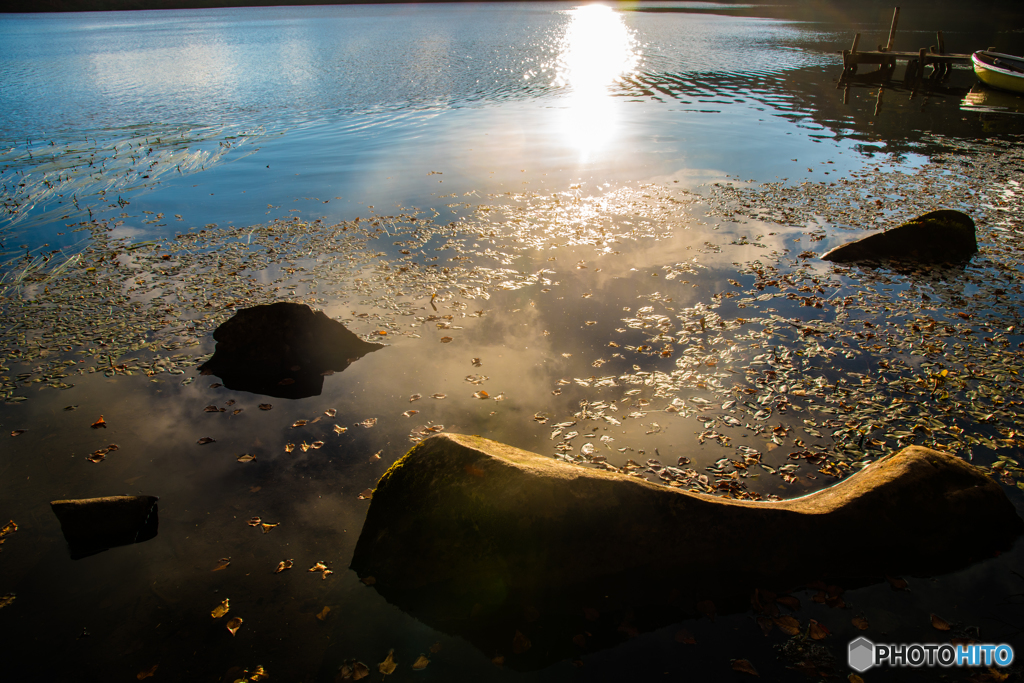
{"left": 821, "top": 209, "right": 977, "bottom": 264}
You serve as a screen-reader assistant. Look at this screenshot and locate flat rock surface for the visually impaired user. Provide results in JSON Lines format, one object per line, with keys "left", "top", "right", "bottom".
{"left": 821, "top": 209, "right": 977, "bottom": 263}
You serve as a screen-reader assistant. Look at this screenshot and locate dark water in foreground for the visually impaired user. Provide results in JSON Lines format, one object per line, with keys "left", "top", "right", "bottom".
{"left": 2, "top": 2, "right": 1024, "bottom": 681}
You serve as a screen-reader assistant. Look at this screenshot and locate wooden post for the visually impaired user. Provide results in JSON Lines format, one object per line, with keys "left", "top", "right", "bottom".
{"left": 918, "top": 47, "right": 928, "bottom": 84}
{"left": 936, "top": 30, "right": 945, "bottom": 55}
{"left": 885, "top": 6, "right": 900, "bottom": 52}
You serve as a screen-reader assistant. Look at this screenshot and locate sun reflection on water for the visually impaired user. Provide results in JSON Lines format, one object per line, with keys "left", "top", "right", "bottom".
{"left": 554, "top": 4, "right": 641, "bottom": 160}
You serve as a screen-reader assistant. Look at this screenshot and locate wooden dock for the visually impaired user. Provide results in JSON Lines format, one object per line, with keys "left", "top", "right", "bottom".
{"left": 838, "top": 7, "right": 972, "bottom": 85}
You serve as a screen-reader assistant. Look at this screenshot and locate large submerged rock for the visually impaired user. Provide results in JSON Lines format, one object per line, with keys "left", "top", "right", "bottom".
{"left": 821, "top": 209, "right": 977, "bottom": 264}
{"left": 352, "top": 434, "right": 1021, "bottom": 592}
{"left": 198, "top": 302, "right": 383, "bottom": 399}
{"left": 51, "top": 495, "right": 159, "bottom": 560}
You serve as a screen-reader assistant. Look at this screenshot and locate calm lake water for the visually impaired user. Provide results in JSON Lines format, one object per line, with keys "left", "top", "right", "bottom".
{"left": 2, "top": 2, "right": 1024, "bottom": 681}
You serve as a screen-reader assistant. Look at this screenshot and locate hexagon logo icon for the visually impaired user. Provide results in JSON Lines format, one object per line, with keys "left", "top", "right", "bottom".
{"left": 848, "top": 637, "right": 875, "bottom": 672}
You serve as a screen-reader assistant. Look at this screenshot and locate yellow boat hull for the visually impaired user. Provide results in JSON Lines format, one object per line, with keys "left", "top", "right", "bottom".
{"left": 972, "top": 51, "right": 1024, "bottom": 95}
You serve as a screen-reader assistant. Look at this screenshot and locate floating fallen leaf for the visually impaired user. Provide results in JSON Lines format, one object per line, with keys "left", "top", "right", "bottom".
{"left": 311, "top": 441, "right": 324, "bottom": 449}
{"left": 886, "top": 575, "right": 908, "bottom": 590}
{"left": 431, "top": 393, "right": 446, "bottom": 399}
{"left": 136, "top": 664, "right": 158, "bottom": 679}
{"left": 808, "top": 619, "right": 830, "bottom": 640}
{"left": 411, "top": 655, "right": 429, "bottom": 670}
{"left": 300, "top": 442, "right": 310, "bottom": 452}
{"left": 471, "top": 358, "right": 482, "bottom": 366}
{"left": 284, "top": 443, "right": 295, "bottom": 453}
{"left": 429, "top": 642, "right": 441, "bottom": 654}
{"left": 350, "top": 661, "right": 370, "bottom": 680}
{"left": 274, "top": 559, "right": 293, "bottom": 573}
{"left": 493, "top": 393, "right": 505, "bottom": 401}
{"left": 333, "top": 424, "right": 347, "bottom": 435}
{"left": 776, "top": 595, "right": 800, "bottom": 611}
{"left": 63, "top": 405, "right": 77, "bottom": 411}
{"left": 308, "top": 561, "right": 333, "bottom": 579}
{"left": 106, "top": 443, "right": 119, "bottom": 451}
{"left": 358, "top": 488, "right": 373, "bottom": 500}
{"left": 409, "top": 394, "right": 421, "bottom": 402}
{"left": 357, "top": 418, "right": 377, "bottom": 428}
{"left": 379, "top": 649, "right": 397, "bottom": 675}
{"left": 316, "top": 606, "right": 331, "bottom": 621}
{"left": 512, "top": 630, "right": 531, "bottom": 654}
{"left": 369, "top": 450, "right": 381, "bottom": 461}
{"left": 203, "top": 405, "right": 220, "bottom": 413}
{"left": 237, "top": 453, "right": 256, "bottom": 463}
{"left": 756, "top": 616, "right": 773, "bottom": 636}
{"left": 211, "top": 598, "right": 230, "bottom": 619}
{"left": 212, "top": 557, "right": 231, "bottom": 571}
{"left": 849, "top": 675, "right": 865, "bottom": 683}
{"left": 473, "top": 390, "right": 489, "bottom": 399}
{"left": 931, "top": 613, "right": 951, "bottom": 631}
{"left": 10, "top": 429, "right": 24, "bottom": 437}
{"left": 249, "top": 486, "right": 261, "bottom": 493}
{"left": 91, "top": 415, "right": 107, "bottom": 428}
{"left": 773, "top": 615, "right": 801, "bottom": 636}
{"left": 851, "top": 616, "right": 869, "bottom": 630}
{"left": 260, "top": 522, "right": 278, "bottom": 534}
{"left": 402, "top": 410, "right": 418, "bottom": 417}
{"left": 197, "top": 437, "right": 216, "bottom": 445}
{"left": 87, "top": 449, "right": 108, "bottom": 463}
{"left": 440, "top": 336, "right": 452, "bottom": 343}
{"left": 0, "top": 593, "right": 14, "bottom": 609}
{"left": 674, "top": 629, "right": 695, "bottom": 644}
{"left": 232, "top": 409, "right": 243, "bottom": 415}
{"left": 247, "top": 517, "right": 261, "bottom": 526}
{"left": 226, "top": 616, "right": 243, "bottom": 635}
{"left": 492, "top": 655, "right": 505, "bottom": 666}
{"left": 324, "top": 408, "right": 337, "bottom": 417}
{"left": 291, "top": 419, "right": 308, "bottom": 428}
{"left": 732, "top": 659, "right": 759, "bottom": 676}
{"left": 258, "top": 404, "right": 272, "bottom": 410}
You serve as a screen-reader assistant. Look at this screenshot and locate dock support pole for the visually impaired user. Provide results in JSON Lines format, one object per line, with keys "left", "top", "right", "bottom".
{"left": 885, "top": 6, "right": 901, "bottom": 52}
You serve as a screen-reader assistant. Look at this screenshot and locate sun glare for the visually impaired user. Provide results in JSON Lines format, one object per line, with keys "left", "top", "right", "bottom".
{"left": 555, "top": 4, "right": 640, "bottom": 160}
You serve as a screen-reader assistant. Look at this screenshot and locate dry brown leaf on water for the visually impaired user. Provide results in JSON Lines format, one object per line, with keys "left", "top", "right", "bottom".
{"left": 291, "top": 419, "right": 308, "bottom": 428}
{"left": 237, "top": 454, "right": 256, "bottom": 463}
{"left": 136, "top": 664, "right": 158, "bottom": 680}
{"left": 409, "top": 394, "right": 422, "bottom": 402}
{"left": 324, "top": 408, "right": 337, "bottom": 417}
{"left": 696, "top": 599, "right": 716, "bottom": 621}
{"left": 311, "top": 441, "right": 325, "bottom": 449}
{"left": 732, "top": 659, "right": 759, "bottom": 676}
{"left": 756, "top": 616, "right": 773, "bottom": 636}
{"left": 431, "top": 393, "right": 446, "bottom": 399}
{"left": 226, "top": 616, "right": 243, "bottom": 635}
{"left": 473, "top": 390, "right": 489, "bottom": 399}
{"left": 274, "top": 559, "right": 293, "bottom": 573}
{"left": 258, "top": 403, "right": 272, "bottom": 410}
{"left": 212, "top": 557, "right": 231, "bottom": 571}
{"left": 808, "top": 619, "right": 830, "bottom": 640}
{"left": 931, "top": 613, "right": 952, "bottom": 631}
{"left": 776, "top": 595, "right": 800, "bottom": 611}
{"left": 674, "top": 629, "right": 695, "bottom": 644}
{"left": 492, "top": 655, "right": 505, "bottom": 666}
{"left": 886, "top": 575, "right": 908, "bottom": 590}
{"left": 358, "top": 488, "right": 373, "bottom": 500}
{"left": 429, "top": 642, "right": 442, "bottom": 654}
{"left": 203, "top": 405, "right": 221, "bottom": 413}
{"left": 260, "top": 523, "right": 278, "bottom": 534}
{"left": 378, "top": 649, "right": 397, "bottom": 675}
{"left": 316, "top": 606, "right": 331, "bottom": 621}
{"left": 512, "top": 630, "right": 531, "bottom": 654}
{"left": 106, "top": 443, "right": 119, "bottom": 451}
{"left": 247, "top": 517, "right": 262, "bottom": 526}
{"left": 249, "top": 486, "right": 261, "bottom": 493}
{"left": 851, "top": 616, "right": 869, "bottom": 630}
{"left": 300, "top": 442, "right": 311, "bottom": 452}
{"left": 211, "top": 598, "right": 230, "bottom": 619}
{"left": 440, "top": 336, "right": 453, "bottom": 343}
{"left": 310, "top": 416, "right": 322, "bottom": 425}
{"left": 357, "top": 418, "right": 377, "bottom": 428}
{"left": 0, "top": 594, "right": 15, "bottom": 609}
{"left": 197, "top": 437, "right": 216, "bottom": 445}
{"left": 309, "top": 561, "right": 333, "bottom": 579}
{"left": 10, "top": 429, "right": 24, "bottom": 437}
{"left": 848, "top": 675, "right": 865, "bottom": 683}
{"left": 284, "top": 443, "right": 295, "bottom": 453}
{"left": 369, "top": 451, "right": 381, "bottom": 461}
{"left": 232, "top": 409, "right": 243, "bottom": 415}
{"left": 471, "top": 358, "right": 482, "bottom": 366}
{"left": 91, "top": 415, "right": 107, "bottom": 428}
{"left": 411, "top": 655, "right": 429, "bottom": 670}
{"left": 333, "top": 424, "right": 347, "bottom": 435}
{"left": 402, "top": 410, "right": 418, "bottom": 417}
{"left": 87, "top": 449, "right": 108, "bottom": 463}
{"left": 773, "top": 616, "right": 801, "bottom": 636}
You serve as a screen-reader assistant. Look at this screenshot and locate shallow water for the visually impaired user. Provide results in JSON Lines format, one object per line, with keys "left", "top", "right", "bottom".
{"left": 2, "top": 2, "right": 1024, "bottom": 681}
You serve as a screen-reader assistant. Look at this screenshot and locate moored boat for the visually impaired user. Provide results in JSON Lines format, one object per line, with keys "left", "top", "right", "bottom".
{"left": 972, "top": 50, "right": 1024, "bottom": 94}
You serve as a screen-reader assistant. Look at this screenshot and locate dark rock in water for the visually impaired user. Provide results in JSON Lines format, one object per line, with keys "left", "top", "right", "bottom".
{"left": 821, "top": 210, "right": 977, "bottom": 264}
{"left": 50, "top": 495, "right": 159, "bottom": 560}
{"left": 198, "top": 302, "right": 383, "bottom": 399}
{"left": 350, "top": 434, "right": 1021, "bottom": 670}
{"left": 353, "top": 433, "right": 1020, "bottom": 590}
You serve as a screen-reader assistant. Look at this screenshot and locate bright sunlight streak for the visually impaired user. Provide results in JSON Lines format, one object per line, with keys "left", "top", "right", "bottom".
{"left": 555, "top": 4, "right": 640, "bottom": 160}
